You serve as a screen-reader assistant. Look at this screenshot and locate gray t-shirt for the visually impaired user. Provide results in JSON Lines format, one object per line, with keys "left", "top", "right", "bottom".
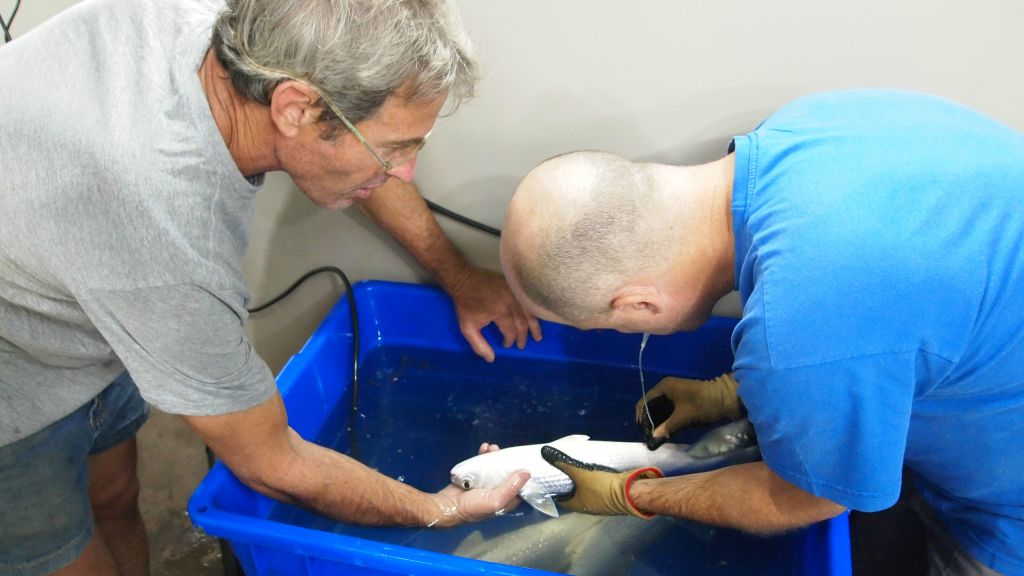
{"left": 0, "top": 0, "right": 276, "bottom": 445}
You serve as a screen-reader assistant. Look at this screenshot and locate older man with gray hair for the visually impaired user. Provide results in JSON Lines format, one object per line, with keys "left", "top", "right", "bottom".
{"left": 0, "top": 0, "right": 537, "bottom": 574}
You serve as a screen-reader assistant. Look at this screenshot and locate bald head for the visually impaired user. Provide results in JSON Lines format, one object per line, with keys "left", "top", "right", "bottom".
{"left": 502, "top": 151, "right": 675, "bottom": 322}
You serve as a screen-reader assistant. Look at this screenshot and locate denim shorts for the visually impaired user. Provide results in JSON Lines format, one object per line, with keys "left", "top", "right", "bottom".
{"left": 0, "top": 372, "right": 149, "bottom": 576}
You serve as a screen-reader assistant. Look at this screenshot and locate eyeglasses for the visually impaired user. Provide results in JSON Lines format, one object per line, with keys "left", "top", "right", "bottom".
{"left": 315, "top": 87, "right": 428, "bottom": 173}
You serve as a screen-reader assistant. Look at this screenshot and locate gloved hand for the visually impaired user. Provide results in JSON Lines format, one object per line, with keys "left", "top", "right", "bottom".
{"left": 540, "top": 445, "right": 662, "bottom": 518}
{"left": 635, "top": 373, "right": 743, "bottom": 443}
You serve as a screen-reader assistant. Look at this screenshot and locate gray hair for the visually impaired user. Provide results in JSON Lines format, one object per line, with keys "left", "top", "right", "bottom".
{"left": 211, "top": 0, "right": 477, "bottom": 137}
{"left": 514, "top": 152, "right": 667, "bottom": 322}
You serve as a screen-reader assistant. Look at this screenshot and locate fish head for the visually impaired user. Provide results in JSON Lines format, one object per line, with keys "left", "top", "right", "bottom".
{"left": 450, "top": 453, "right": 489, "bottom": 487}
{"left": 450, "top": 452, "right": 502, "bottom": 491}
{"left": 450, "top": 464, "right": 480, "bottom": 491}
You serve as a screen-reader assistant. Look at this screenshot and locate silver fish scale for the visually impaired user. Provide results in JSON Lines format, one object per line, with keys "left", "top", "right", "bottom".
{"left": 528, "top": 463, "right": 574, "bottom": 496}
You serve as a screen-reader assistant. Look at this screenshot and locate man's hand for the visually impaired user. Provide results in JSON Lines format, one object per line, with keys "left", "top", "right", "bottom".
{"left": 428, "top": 442, "right": 528, "bottom": 527}
{"left": 358, "top": 181, "right": 541, "bottom": 363}
{"left": 448, "top": 267, "right": 542, "bottom": 362}
{"left": 429, "top": 471, "right": 529, "bottom": 527}
{"left": 635, "top": 373, "right": 743, "bottom": 441}
{"left": 540, "top": 446, "right": 662, "bottom": 518}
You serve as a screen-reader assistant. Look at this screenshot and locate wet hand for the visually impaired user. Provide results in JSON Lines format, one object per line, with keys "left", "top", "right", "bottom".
{"left": 635, "top": 373, "right": 743, "bottom": 442}
{"left": 429, "top": 470, "right": 529, "bottom": 528}
{"left": 448, "top": 267, "right": 542, "bottom": 363}
{"left": 540, "top": 446, "right": 662, "bottom": 518}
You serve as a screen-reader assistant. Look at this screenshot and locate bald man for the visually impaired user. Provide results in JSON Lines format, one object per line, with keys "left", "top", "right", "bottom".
{"left": 500, "top": 91, "right": 1024, "bottom": 576}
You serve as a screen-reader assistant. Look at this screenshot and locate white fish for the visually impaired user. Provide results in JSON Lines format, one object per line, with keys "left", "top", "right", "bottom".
{"left": 451, "top": 435, "right": 700, "bottom": 517}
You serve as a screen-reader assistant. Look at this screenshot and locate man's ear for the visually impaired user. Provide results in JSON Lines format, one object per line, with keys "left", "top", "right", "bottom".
{"left": 609, "top": 285, "right": 663, "bottom": 316}
{"left": 268, "top": 80, "right": 322, "bottom": 138}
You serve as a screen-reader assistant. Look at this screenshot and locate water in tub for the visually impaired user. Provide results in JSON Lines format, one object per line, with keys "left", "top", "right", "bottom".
{"left": 267, "top": 344, "right": 805, "bottom": 575}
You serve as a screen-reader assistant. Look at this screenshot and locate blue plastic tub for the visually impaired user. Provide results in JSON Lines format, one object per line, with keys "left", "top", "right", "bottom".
{"left": 189, "top": 280, "right": 851, "bottom": 576}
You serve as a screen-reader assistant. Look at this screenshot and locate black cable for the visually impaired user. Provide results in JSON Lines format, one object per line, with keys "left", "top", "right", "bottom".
{"left": 247, "top": 266, "right": 361, "bottom": 453}
{"left": 425, "top": 199, "right": 501, "bottom": 237}
{"left": 0, "top": 0, "right": 21, "bottom": 43}
{"left": 247, "top": 266, "right": 359, "bottom": 426}
{"left": 247, "top": 266, "right": 352, "bottom": 314}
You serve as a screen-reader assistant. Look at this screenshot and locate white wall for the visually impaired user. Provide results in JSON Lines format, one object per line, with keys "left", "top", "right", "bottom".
{"left": 11, "top": 1, "right": 1024, "bottom": 371}
{"left": 2, "top": 0, "right": 79, "bottom": 35}
{"left": 247, "top": 1, "right": 1024, "bottom": 371}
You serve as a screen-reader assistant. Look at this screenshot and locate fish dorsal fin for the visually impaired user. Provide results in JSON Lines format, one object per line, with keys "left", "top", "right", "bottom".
{"left": 548, "top": 434, "right": 590, "bottom": 448}
{"left": 453, "top": 530, "right": 486, "bottom": 556}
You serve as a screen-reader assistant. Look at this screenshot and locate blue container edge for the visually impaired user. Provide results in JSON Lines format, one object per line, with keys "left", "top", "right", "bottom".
{"left": 188, "top": 280, "right": 852, "bottom": 576}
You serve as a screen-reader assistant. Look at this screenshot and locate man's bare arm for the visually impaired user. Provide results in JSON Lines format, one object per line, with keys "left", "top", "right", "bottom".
{"left": 184, "top": 392, "right": 525, "bottom": 527}
{"left": 630, "top": 461, "right": 846, "bottom": 534}
{"left": 359, "top": 178, "right": 473, "bottom": 294}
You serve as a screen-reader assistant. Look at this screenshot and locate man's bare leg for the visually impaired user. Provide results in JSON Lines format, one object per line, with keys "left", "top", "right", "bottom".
{"left": 51, "top": 534, "right": 118, "bottom": 575}
{"left": 86, "top": 437, "right": 149, "bottom": 576}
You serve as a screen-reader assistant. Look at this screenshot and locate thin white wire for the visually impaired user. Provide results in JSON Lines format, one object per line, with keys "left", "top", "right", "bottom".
{"left": 639, "top": 333, "right": 655, "bottom": 431}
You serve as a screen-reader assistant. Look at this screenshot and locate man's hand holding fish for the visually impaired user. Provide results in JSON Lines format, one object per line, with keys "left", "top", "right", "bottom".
{"left": 540, "top": 446, "right": 663, "bottom": 518}
{"left": 428, "top": 443, "right": 532, "bottom": 527}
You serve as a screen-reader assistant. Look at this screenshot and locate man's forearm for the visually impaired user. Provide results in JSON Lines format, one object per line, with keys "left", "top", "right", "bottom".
{"left": 254, "top": 428, "right": 440, "bottom": 527}
{"left": 360, "top": 179, "right": 471, "bottom": 293}
{"left": 629, "top": 461, "right": 845, "bottom": 534}
{"left": 188, "top": 394, "right": 441, "bottom": 528}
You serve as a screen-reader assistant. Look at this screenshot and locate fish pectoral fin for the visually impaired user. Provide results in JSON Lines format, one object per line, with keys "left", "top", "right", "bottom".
{"left": 524, "top": 493, "right": 560, "bottom": 518}
{"left": 520, "top": 478, "right": 561, "bottom": 518}
{"left": 519, "top": 478, "right": 561, "bottom": 517}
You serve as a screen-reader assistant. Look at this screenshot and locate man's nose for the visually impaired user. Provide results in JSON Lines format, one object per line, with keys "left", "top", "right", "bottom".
{"left": 387, "top": 157, "right": 417, "bottom": 183}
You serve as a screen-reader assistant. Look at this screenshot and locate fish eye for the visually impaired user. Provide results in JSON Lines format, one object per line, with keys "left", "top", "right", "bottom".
{"left": 462, "top": 479, "right": 472, "bottom": 490}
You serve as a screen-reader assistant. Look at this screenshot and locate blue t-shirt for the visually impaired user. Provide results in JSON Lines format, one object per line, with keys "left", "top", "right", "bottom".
{"left": 730, "top": 90, "right": 1024, "bottom": 574}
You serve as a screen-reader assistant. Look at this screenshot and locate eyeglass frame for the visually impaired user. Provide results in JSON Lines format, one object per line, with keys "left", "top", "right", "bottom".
{"left": 239, "top": 58, "right": 427, "bottom": 172}
{"left": 313, "top": 84, "right": 431, "bottom": 174}
{"left": 317, "top": 91, "right": 429, "bottom": 173}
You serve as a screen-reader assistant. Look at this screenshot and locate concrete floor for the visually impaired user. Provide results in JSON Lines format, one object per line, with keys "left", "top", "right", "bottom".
{"left": 137, "top": 409, "right": 224, "bottom": 576}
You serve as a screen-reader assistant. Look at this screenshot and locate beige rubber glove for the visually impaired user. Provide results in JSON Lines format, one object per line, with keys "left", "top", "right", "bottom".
{"left": 635, "top": 373, "right": 743, "bottom": 441}
{"left": 540, "top": 446, "right": 663, "bottom": 518}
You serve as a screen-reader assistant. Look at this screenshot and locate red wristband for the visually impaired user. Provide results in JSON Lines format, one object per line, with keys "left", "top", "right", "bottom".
{"left": 624, "top": 466, "right": 663, "bottom": 519}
